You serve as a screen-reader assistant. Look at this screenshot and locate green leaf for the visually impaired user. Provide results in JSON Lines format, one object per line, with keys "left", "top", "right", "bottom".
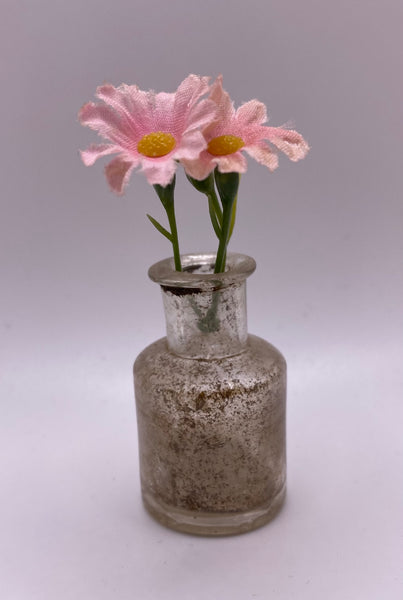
{"left": 146, "top": 214, "right": 173, "bottom": 242}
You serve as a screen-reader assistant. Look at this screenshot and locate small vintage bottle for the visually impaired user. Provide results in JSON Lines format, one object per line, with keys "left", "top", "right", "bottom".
{"left": 134, "top": 253, "right": 286, "bottom": 535}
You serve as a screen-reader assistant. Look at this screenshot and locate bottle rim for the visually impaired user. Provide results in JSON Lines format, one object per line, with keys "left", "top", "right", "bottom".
{"left": 148, "top": 252, "right": 256, "bottom": 289}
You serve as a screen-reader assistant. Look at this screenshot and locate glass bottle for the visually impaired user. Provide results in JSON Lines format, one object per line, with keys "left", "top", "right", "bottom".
{"left": 133, "top": 253, "right": 286, "bottom": 535}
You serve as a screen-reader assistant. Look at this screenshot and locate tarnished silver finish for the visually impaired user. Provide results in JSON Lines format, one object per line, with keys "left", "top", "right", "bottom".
{"left": 134, "top": 254, "right": 286, "bottom": 535}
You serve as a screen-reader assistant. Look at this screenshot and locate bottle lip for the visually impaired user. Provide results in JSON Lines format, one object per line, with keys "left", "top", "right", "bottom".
{"left": 148, "top": 252, "right": 256, "bottom": 289}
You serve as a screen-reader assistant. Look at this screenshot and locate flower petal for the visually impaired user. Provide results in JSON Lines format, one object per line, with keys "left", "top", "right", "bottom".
{"left": 201, "top": 75, "right": 237, "bottom": 140}
{"left": 181, "top": 152, "right": 215, "bottom": 181}
{"left": 264, "top": 127, "right": 309, "bottom": 161}
{"left": 80, "top": 143, "right": 119, "bottom": 166}
{"left": 119, "top": 84, "right": 155, "bottom": 135}
{"left": 209, "top": 75, "right": 234, "bottom": 119}
{"left": 236, "top": 99, "right": 267, "bottom": 126}
{"left": 215, "top": 152, "right": 248, "bottom": 174}
{"left": 95, "top": 84, "right": 145, "bottom": 137}
{"left": 173, "top": 74, "right": 210, "bottom": 122}
{"left": 140, "top": 157, "right": 177, "bottom": 186}
{"left": 105, "top": 157, "right": 134, "bottom": 194}
{"left": 175, "top": 130, "right": 207, "bottom": 161}
{"left": 178, "top": 98, "right": 217, "bottom": 134}
{"left": 244, "top": 142, "right": 279, "bottom": 171}
{"left": 78, "top": 102, "right": 131, "bottom": 146}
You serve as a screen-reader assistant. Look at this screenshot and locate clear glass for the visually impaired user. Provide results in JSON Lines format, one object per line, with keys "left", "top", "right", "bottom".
{"left": 133, "top": 253, "right": 286, "bottom": 535}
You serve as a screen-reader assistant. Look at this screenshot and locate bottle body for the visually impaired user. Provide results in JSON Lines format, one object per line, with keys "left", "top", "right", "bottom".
{"left": 134, "top": 334, "right": 286, "bottom": 535}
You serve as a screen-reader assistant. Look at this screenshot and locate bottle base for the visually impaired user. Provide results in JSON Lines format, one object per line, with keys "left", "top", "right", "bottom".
{"left": 142, "top": 484, "right": 286, "bottom": 536}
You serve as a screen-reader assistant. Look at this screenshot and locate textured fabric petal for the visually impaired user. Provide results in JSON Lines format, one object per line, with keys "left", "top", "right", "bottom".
{"left": 179, "top": 98, "right": 217, "bottom": 134}
{"left": 244, "top": 142, "right": 279, "bottom": 171}
{"left": 201, "top": 76, "right": 237, "bottom": 140}
{"left": 215, "top": 152, "right": 248, "bottom": 174}
{"left": 96, "top": 83, "right": 157, "bottom": 139}
{"left": 95, "top": 84, "right": 144, "bottom": 137}
{"left": 96, "top": 84, "right": 133, "bottom": 117}
{"left": 118, "top": 84, "right": 155, "bottom": 135}
{"left": 140, "top": 157, "right": 177, "bottom": 186}
{"left": 175, "top": 130, "right": 207, "bottom": 161}
{"left": 149, "top": 92, "right": 175, "bottom": 133}
{"left": 264, "top": 127, "right": 309, "bottom": 161}
{"left": 181, "top": 152, "right": 215, "bottom": 180}
{"left": 208, "top": 75, "right": 234, "bottom": 120}
{"left": 78, "top": 102, "right": 132, "bottom": 146}
{"left": 236, "top": 100, "right": 267, "bottom": 126}
{"left": 105, "top": 157, "right": 134, "bottom": 194}
{"left": 173, "top": 74, "right": 210, "bottom": 124}
{"left": 80, "top": 143, "right": 120, "bottom": 166}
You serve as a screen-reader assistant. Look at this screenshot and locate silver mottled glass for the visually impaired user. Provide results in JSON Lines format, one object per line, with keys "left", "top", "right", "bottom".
{"left": 133, "top": 253, "right": 286, "bottom": 535}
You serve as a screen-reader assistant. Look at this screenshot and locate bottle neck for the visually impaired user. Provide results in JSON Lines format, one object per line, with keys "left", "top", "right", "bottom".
{"left": 161, "top": 281, "right": 248, "bottom": 359}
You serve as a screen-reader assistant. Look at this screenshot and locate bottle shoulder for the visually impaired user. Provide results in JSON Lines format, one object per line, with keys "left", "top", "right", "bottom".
{"left": 134, "top": 334, "right": 286, "bottom": 384}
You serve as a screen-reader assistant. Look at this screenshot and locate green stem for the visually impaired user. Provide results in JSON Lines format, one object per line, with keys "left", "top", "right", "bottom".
{"left": 165, "top": 199, "right": 182, "bottom": 271}
{"left": 208, "top": 186, "right": 223, "bottom": 223}
{"left": 213, "top": 170, "right": 240, "bottom": 273}
{"left": 186, "top": 172, "right": 223, "bottom": 239}
{"left": 214, "top": 195, "right": 235, "bottom": 273}
{"left": 153, "top": 177, "right": 182, "bottom": 271}
{"left": 228, "top": 195, "right": 237, "bottom": 241}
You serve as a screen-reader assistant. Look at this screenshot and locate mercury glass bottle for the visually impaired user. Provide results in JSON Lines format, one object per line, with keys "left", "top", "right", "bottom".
{"left": 133, "top": 253, "right": 286, "bottom": 535}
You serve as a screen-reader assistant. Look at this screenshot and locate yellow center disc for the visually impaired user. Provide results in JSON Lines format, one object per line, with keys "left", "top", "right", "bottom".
{"left": 207, "top": 135, "right": 245, "bottom": 156}
{"left": 137, "top": 132, "right": 176, "bottom": 158}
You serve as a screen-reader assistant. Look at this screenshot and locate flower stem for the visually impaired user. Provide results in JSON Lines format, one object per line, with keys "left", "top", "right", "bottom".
{"left": 186, "top": 172, "right": 224, "bottom": 241}
{"left": 214, "top": 195, "right": 235, "bottom": 273}
{"left": 214, "top": 171, "right": 240, "bottom": 273}
{"left": 165, "top": 199, "right": 182, "bottom": 271}
{"left": 153, "top": 176, "right": 182, "bottom": 271}
{"left": 208, "top": 185, "right": 223, "bottom": 224}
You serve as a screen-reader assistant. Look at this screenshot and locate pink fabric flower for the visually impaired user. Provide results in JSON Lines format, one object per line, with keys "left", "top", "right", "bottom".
{"left": 182, "top": 75, "right": 309, "bottom": 180}
{"left": 79, "top": 75, "right": 216, "bottom": 191}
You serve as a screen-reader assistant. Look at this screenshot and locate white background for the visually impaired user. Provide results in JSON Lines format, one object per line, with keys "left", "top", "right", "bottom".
{"left": 1, "top": 0, "right": 402, "bottom": 598}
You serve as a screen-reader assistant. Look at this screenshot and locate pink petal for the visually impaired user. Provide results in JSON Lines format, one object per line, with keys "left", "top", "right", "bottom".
{"left": 245, "top": 142, "right": 279, "bottom": 171}
{"left": 181, "top": 152, "right": 215, "bottom": 181}
{"left": 96, "top": 84, "right": 131, "bottom": 115}
{"left": 201, "top": 77, "right": 236, "bottom": 140}
{"left": 105, "top": 157, "right": 134, "bottom": 194}
{"left": 118, "top": 84, "right": 155, "bottom": 135}
{"left": 153, "top": 92, "right": 175, "bottom": 130}
{"left": 264, "top": 127, "right": 309, "bottom": 161}
{"left": 80, "top": 143, "right": 119, "bottom": 166}
{"left": 236, "top": 100, "right": 267, "bottom": 126}
{"left": 215, "top": 152, "right": 248, "bottom": 174}
{"left": 176, "top": 98, "right": 217, "bottom": 135}
{"left": 175, "top": 130, "right": 207, "bottom": 161}
{"left": 95, "top": 84, "right": 145, "bottom": 137}
{"left": 209, "top": 76, "right": 234, "bottom": 116}
{"left": 173, "top": 74, "right": 210, "bottom": 122}
{"left": 78, "top": 102, "right": 130, "bottom": 146}
{"left": 140, "top": 157, "right": 177, "bottom": 186}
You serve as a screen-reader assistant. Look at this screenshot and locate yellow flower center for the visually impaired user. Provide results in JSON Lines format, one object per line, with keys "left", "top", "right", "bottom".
{"left": 137, "top": 132, "right": 176, "bottom": 158}
{"left": 207, "top": 135, "right": 245, "bottom": 156}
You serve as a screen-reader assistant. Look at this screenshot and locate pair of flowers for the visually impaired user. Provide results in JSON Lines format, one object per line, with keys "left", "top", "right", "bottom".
{"left": 79, "top": 74, "right": 309, "bottom": 191}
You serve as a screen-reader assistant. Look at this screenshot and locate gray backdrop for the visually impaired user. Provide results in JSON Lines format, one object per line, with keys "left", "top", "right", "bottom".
{"left": 1, "top": 1, "right": 402, "bottom": 598}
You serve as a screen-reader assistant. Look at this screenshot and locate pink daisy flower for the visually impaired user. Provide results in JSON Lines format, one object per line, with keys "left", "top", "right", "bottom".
{"left": 182, "top": 75, "right": 309, "bottom": 180}
{"left": 79, "top": 74, "right": 216, "bottom": 191}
